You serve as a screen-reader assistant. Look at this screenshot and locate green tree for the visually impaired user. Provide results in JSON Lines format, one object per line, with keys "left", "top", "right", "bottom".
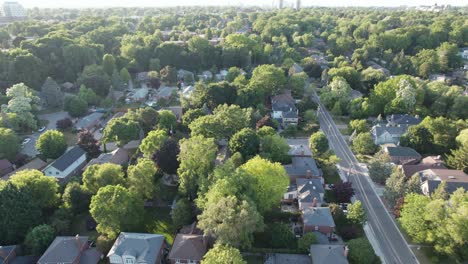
{"left": 152, "top": 138, "right": 180, "bottom": 175}
{"left": 36, "top": 130, "right": 67, "bottom": 159}
{"left": 399, "top": 193, "right": 431, "bottom": 243}
{"left": 64, "top": 95, "right": 88, "bottom": 117}
{"left": 157, "top": 110, "right": 177, "bottom": 132}
{"left": 62, "top": 182, "right": 91, "bottom": 215}
{"left": 0, "top": 183, "right": 42, "bottom": 244}
{"left": 383, "top": 169, "right": 407, "bottom": 207}
{"left": 198, "top": 195, "right": 264, "bottom": 248}
{"left": 309, "top": 131, "right": 329, "bottom": 157}
{"left": 178, "top": 135, "right": 217, "bottom": 196}
{"left": 78, "top": 64, "right": 111, "bottom": 97}
{"left": 103, "top": 117, "right": 140, "bottom": 146}
{"left": 24, "top": 224, "right": 55, "bottom": 255}
{"left": 347, "top": 200, "right": 366, "bottom": 226}
{"left": 171, "top": 199, "right": 193, "bottom": 227}
{"left": 240, "top": 156, "right": 289, "bottom": 213}
{"left": 9, "top": 169, "right": 59, "bottom": 210}
{"left": 431, "top": 181, "right": 448, "bottom": 200}
{"left": 120, "top": 68, "right": 131, "bottom": 82}
{"left": 229, "top": 128, "right": 260, "bottom": 160}
{"left": 160, "top": 65, "right": 177, "bottom": 84}
{"left": 90, "top": 185, "right": 144, "bottom": 239}
{"left": 202, "top": 244, "right": 246, "bottom": 264}
{"left": 225, "top": 67, "right": 243, "bottom": 82}
{"left": 78, "top": 85, "right": 98, "bottom": 106}
{"left": 139, "top": 129, "right": 168, "bottom": 158}
{"left": 102, "top": 54, "right": 116, "bottom": 76}
{"left": 446, "top": 143, "right": 468, "bottom": 173}
{"left": 298, "top": 232, "right": 318, "bottom": 252}
{"left": 288, "top": 72, "right": 308, "bottom": 98}
{"left": 400, "top": 126, "right": 434, "bottom": 154}
{"left": 347, "top": 238, "right": 380, "bottom": 264}
{"left": 127, "top": 158, "right": 157, "bottom": 200}
{"left": 270, "top": 223, "right": 295, "bottom": 248}
{"left": 0, "top": 127, "right": 20, "bottom": 160}
{"left": 259, "top": 134, "right": 290, "bottom": 164}
{"left": 41, "top": 77, "right": 64, "bottom": 108}
{"left": 348, "top": 119, "right": 369, "bottom": 134}
{"left": 352, "top": 132, "right": 377, "bottom": 155}
{"left": 82, "top": 163, "right": 125, "bottom": 194}
{"left": 182, "top": 108, "right": 207, "bottom": 127}
{"left": 135, "top": 107, "right": 160, "bottom": 133}
{"left": 328, "top": 66, "right": 361, "bottom": 90}
{"left": 249, "top": 64, "right": 286, "bottom": 97}
{"left": 368, "top": 160, "right": 393, "bottom": 185}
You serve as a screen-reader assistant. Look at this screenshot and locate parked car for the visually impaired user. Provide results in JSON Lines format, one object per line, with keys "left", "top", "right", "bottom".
{"left": 38, "top": 126, "right": 46, "bottom": 132}
{"left": 21, "top": 138, "right": 31, "bottom": 146}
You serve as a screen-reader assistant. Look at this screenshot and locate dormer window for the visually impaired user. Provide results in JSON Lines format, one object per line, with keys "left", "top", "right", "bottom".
{"left": 125, "top": 259, "right": 133, "bottom": 264}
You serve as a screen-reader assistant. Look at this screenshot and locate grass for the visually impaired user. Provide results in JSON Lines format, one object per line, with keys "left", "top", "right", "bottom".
{"left": 37, "top": 107, "right": 63, "bottom": 115}
{"left": 62, "top": 130, "right": 78, "bottom": 146}
{"left": 70, "top": 213, "right": 99, "bottom": 240}
{"left": 339, "top": 128, "right": 350, "bottom": 135}
{"left": 331, "top": 115, "right": 350, "bottom": 126}
{"left": 144, "top": 207, "right": 177, "bottom": 244}
{"left": 156, "top": 179, "right": 179, "bottom": 202}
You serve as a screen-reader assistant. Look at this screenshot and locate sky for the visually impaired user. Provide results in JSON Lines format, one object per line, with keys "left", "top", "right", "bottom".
{"left": 15, "top": 0, "right": 468, "bottom": 8}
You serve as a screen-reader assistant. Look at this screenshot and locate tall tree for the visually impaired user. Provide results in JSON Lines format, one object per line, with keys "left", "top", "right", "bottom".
{"left": 127, "top": 158, "right": 157, "bottom": 200}
{"left": 347, "top": 238, "right": 381, "bottom": 264}
{"left": 64, "top": 95, "right": 88, "bottom": 117}
{"left": 103, "top": 117, "right": 140, "bottom": 146}
{"left": 157, "top": 110, "right": 177, "bottom": 132}
{"left": 24, "top": 224, "right": 55, "bottom": 255}
{"left": 332, "top": 182, "right": 355, "bottom": 203}
{"left": 0, "top": 127, "right": 20, "bottom": 160}
{"left": 78, "top": 64, "right": 111, "bottom": 97}
{"left": 309, "top": 131, "right": 329, "bottom": 157}
{"left": 352, "top": 132, "right": 377, "bottom": 155}
{"left": 82, "top": 163, "right": 125, "bottom": 194}
{"left": 77, "top": 130, "right": 101, "bottom": 159}
{"left": 62, "top": 182, "right": 91, "bottom": 215}
{"left": 229, "top": 128, "right": 260, "bottom": 160}
{"left": 139, "top": 129, "right": 168, "bottom": 158}
{"left": 36, "top": 130, "right": 67, "bottom": 159}
{"left": 347, "top": 200, "right": 366, "bottom": 226}
{"left": 152, "top": 138, "right": 180, "bottom": 175}
{"left": 90, "top": 185, "right": 144, "bottom": 239}
{"left": 202, "top": 244, "right": 247, "bottom": 264}
{"left": 102, "top": 54, "right": 116, "bottom": 76}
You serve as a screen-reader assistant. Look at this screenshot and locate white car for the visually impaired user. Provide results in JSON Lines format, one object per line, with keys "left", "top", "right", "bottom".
{"left": 38, "top": 126, "right": 46, "bottom": 132}
{"left": 21, "top": 138, "right": 31, "bottom": 146}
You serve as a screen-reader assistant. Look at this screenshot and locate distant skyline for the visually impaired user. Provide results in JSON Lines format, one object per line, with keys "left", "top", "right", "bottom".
{"left": 13, "top": 0, "right": 468, "bottom": 8}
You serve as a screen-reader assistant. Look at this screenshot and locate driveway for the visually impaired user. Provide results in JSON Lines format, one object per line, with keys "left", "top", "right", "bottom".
{"left": 20, "top": 111, "right": 70, "bottom": 157}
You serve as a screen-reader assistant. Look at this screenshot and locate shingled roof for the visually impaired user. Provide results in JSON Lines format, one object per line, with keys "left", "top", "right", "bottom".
{"left": 168, "top": 234, "right": 207, "bottom": 262}
{"left": 49, "top": 146, "right": 86, "bottom": 172}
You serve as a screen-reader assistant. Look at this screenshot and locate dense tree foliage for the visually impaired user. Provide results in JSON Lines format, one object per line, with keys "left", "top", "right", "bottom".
{"left": 82, "top": 163, "right": 125, "bottom": 194}
{"left": 36, "top": 130, "right": 67, "bottom": 159}
{"left": 0, "top": 127, "right": 20, "bottom": 160}
{"left": 202, "top": 244, "right": 246, "bottom": 264}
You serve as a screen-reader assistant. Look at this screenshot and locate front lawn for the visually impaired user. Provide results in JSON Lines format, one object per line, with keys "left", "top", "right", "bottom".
{"left": 70, "top": 213, "right": 99, "bottom": 240}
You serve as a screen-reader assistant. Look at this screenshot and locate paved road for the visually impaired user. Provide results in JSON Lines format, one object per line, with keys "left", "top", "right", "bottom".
{"left": 313, "top": 91, "right": 418, "bottom": 264}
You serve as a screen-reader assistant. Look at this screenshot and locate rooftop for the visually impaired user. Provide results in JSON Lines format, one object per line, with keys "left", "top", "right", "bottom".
{"left": 168, "top": 234, "right": 207, "bottom": 261}
{"left": 2, "top": 158, "right": 47, "bottom": 181}
{"left": 302, "top": 207, "right": 335, "bottom": 227}
{"left": 284, "top": 157, "right": 321, "bottom": 177}
{"left": 107, "top": 232, "right": 165, "bottom": 263}
{"left": 38, "top": 236, "right": 101, "bottom": 264}
{"left": 371, "top": 125, "right": 407, "bottom": 138}
{"left": 385, "top": 146, "right": 421, "bottom": 158}
{"left": 386, "top": 114, "right": 421, "bottom": 126}
{"left": 83, "top": 148, "right": 129, "bottom": 171}
{"left": 419, "top": 169, "right": 468, "bottom": 183}
{"left": 310, "top": 245, "right": 348, "bottom": 264}
{"left": 76, "top": 112, "right": 104, "bottom": 130}
{"left": 296, "top": 178, "right": 324, "bottom": 204}
{"left": 287, "top": 143, "right": 313, "bottom": 157}
{"left": 48, "top": 146, "right": 86, "bottom": 173}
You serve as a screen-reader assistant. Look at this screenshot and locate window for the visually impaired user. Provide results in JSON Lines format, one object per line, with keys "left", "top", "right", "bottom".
{"left": 315, "top": 226, "right": 319, "bottom": 231}
{"left": 56, "top": 172, "right": 59, "bottom": 175}
{"left": 125, "top": 259, "right": 133, "bottom": 264}
{"left": 188, "top": 260, "right": 197, "bottom": 264}
{"left": 175, "top": 260, "right": 182, "bottom": 264}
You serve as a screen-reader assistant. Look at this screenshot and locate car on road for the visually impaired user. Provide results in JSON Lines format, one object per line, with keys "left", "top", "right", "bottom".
{"left": 21, "top": 138, "right": 31, "bottom": 146}
{"left": 38, "top": 126, "right": 46, "bottom": 132}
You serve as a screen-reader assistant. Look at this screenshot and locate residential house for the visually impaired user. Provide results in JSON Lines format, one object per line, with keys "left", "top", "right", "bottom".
{"left": 136, "top": 72, "right": 149, "bottom": 85}
{"left": 310, "top": 245, "right": 349, "bottom": 264}
{"left": 350, "top": 89, "right": 363, "bottom": 100}
{"left": 43, "top": 146, "right": 87, "bottom": 182}
{"left": 38, "top": 236, "right": 102, "bottom": 264}
{"left": 370, "top": 125, "right": 407, "bottom": 145}
{"left": 289, "top": 63, "right": 304, "bottom": 75}
{"left": 197, "top": 71, "right": 213, "bottom": 81}
{"left": 168, "top": 234, "right": 207, "bottom": 264}
{"left": 0, "top": 245, "right": 17, "bottom": 264}
{"left": 399, "top": 156, "right": 446, "bottom": 178}
{"left": 126, "top": 88, "right": 149, "bottom": 104}
{"left": 296, "top": 178, "right": 325, "bottom": 210}
{"left": 177, "top": 69, "right": 194, "bottom": 83}
{"left": 2, "top": 157, "right": 47, "bottom": 181}
{"left": 302, "top": 207, "right": 336, "bottom": 236}
{"left": 384, "top": 146, "right": 422, "bottom": 165}
{"left": 461, "top": 49, "right": 468, "bottom": 60}
{"left": 214, "top": 69, "right": 229, "bottom": 81}
{"left": 62, "top": 82, "right": 75, "bottom": 92}
{"left": 108, "top": 232, "right": 167, "bottom": 264}
{"left": 83, "top": 148, "right": 129, "bottom": 171}
{"left": 0, "top": 159, "right": 14, "bottom": 177}
{"left": 76, "top": 113, "right": 104, "bottom": 131}
{"left": 156, "top": 87, "right": 178, "bottom": 100}
{"left": 367, "top": 61, "right": 390, "bottom": 76}
{"left": 418, "top": 169, "right": 468, "bottom": 196}
{"left": 161, "top": 106, "right": 183, "bottom": 122}
{"left": 386, "top": 114, "right": 421, "bottom": 127}
{"left": 271, "top": 91, "right": 299, "bottom": 127}
{"left": 287, "top": 143, "right": 313, "bottom": 157}
{"left": 283, "top": 157, "right": 322, "bottom": 182}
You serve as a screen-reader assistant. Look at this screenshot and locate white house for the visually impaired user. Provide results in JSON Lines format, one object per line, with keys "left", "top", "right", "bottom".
{"left": 108, "top": 232, "right": 166, "bottom": 264}
{"left": 43, "top": 146, "right": 86, "bottom": 183}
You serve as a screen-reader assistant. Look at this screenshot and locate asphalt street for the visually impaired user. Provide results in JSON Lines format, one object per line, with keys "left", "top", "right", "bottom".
{"left": 314, "top": 91, "right": 418, "bottom": 264}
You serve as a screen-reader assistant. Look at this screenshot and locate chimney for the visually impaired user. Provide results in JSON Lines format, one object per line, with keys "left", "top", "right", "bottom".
{"left": 344, "top": 246, "right": 349, "bottom": 257}
{"left": 312, "top": 197, "right": 318, "bottom": 207}
{"left": 306, "top": 170, "right": 311, "bottom": 178}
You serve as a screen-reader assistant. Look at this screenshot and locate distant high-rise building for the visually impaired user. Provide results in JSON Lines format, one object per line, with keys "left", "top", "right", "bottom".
{"left": 2, "top": 1, "right": 26, "bottom": 17}
{"left": 278, "top": 0, "right": 284, "bottom": 9}
{"left": 295, "top": 0, "right": 301, "bottom": 9}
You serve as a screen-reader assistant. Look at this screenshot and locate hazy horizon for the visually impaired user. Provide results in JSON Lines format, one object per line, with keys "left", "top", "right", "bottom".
{"left": 14, "top": 0, "right": 468, "bottom": 9}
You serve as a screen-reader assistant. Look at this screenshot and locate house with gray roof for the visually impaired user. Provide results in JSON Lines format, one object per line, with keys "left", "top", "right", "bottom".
{"left": 296, "top": 178, "right": 325, "bottom": 210}
{"left": 287, "top": 140, "right": 312, "bottom": 157}
{"left": 283, "top": 157, "right": 322, "bottom": 182}
{"left": 168, "top": 234, "right": 207, "bottom": 264}
{"left": 0, "top": 245, "right": 17, "bottom": 264}
{"left": 271, "top": 91, "right": 299, "bottom": 127}
{"left": 384, "top": 146, "right": 421, "bottom": 165}
{"left": 83, "top": 148, "right": 129, "bottom": 171}
{"left": 43, "top": 146, "right": 86, "bottom": 182}
{"left": 418, "top": 169, "right": 468, "bottom": 197}
{"left": 38, "top": 235, "right": 102, "bottom": 264}
{"left": 76, "top": 112, "right": 104, "bottom": 131}
{"left": 310, "top": 245, "right": 348, "bottom": 264}
{"left": 386, "top": 114, "right": 421, "bottom": 127}
{"left": 289, "top": 63, "right": 304, "bottom": 75}
{"left": 302, "top": 207, "right": 335, "bottom": 236}
{"left": 108, "top": 232, "right": 167, "bottom": 264}
{"left": 370, "top": 125, "right": 407, "bottom": 145}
